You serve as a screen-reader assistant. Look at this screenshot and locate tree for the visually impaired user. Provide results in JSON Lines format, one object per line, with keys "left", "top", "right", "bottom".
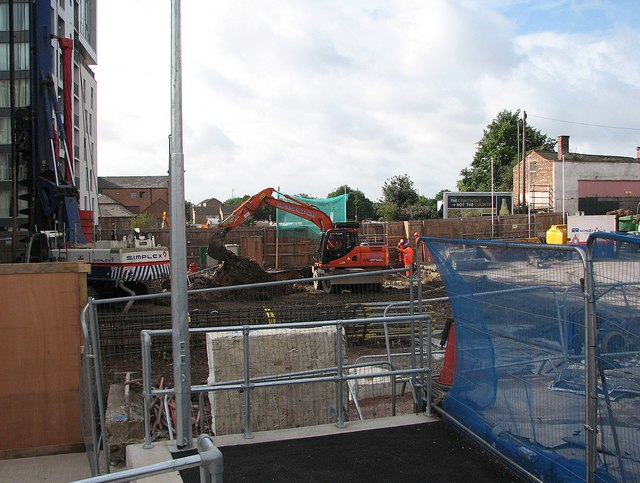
{"left": 402, "top": 195, "right": 438, "bottom": 220}
{"left": 382, "top": 174, "right": 418, "bottom": 207}
{"left": 458, "top": 110, "right": 554, "bottom": 192}
{"left": 376, "top": 174, "right": 421, "bottom": 221}
{"left": 327, "top": 185, "right": 375, "bottom": 221}
{"left": 223, "top": 195, "right": 249, "bottom": 206}
{"left": 131, "top": 212, "right": 156, "bottom": 230}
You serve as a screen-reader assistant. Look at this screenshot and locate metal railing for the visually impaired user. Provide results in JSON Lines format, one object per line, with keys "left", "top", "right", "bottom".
{"left": 70, "top": 434, "right": 222, "bottom": 483}
{"left": 80, "top": 267, "right": 428, "bottom": 477}
{"left": 139, "top": 313, "right": 431, "bottom": 446}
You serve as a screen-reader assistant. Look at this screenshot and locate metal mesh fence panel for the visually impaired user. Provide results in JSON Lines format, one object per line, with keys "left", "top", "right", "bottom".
{"left": 424, "top": 237, "right": 589, "bottom": 482}
{"left": 589, "top": 233, "right": 640, "bottom": 482}
{"left": 89, "top": 268, "right": 432, "bottom": 452}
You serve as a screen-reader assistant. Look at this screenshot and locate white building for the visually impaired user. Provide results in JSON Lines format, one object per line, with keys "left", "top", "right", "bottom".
{"left": 513, "top": 136, "right": 640, "bottom": 216}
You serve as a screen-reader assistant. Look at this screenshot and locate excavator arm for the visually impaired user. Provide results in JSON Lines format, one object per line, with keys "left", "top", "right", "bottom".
{"left": 209, "top": 187, "right": 334, "bottom": 261}
{"left": 217, "top": 187, "right": 334, "bottom": 235}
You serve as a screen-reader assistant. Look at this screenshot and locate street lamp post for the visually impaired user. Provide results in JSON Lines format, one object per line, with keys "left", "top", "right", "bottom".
{"left": 491, "top": 157, "right": 495, "bottom": 238}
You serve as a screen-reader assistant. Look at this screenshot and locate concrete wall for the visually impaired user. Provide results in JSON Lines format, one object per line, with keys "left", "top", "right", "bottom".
{"left": 553, "top": 160, "right": 640, "bottom": 215}
{"left": 206, "top": 327, "right": 343, "bottom": 435}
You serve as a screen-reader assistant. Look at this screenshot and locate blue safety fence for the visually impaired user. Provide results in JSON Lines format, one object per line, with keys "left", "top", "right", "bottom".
{"left": 588, "top": 233, "right": 640, "bottom": 482}
{"left": 423, "top": 234, "right": 640, "bottom": 482}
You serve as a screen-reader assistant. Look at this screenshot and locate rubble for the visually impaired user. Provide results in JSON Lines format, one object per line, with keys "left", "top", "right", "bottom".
{"left": 190, "top": 252, "right": 275, "bottom": 288}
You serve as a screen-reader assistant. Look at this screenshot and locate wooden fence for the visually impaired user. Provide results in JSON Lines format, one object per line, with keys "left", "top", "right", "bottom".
{"left": 142, "top": 213, "right": 564, "bottom": 270}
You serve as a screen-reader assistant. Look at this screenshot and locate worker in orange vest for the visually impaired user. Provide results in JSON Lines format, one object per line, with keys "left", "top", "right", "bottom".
{"left": 396, "top": 238, "right": 405, "bottom": 263}
{"left": 403, "top": 242, "right": 415, "bottom": 277}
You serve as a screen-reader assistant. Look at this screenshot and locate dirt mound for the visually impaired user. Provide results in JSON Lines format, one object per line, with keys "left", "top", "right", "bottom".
{"left": 191, "top": 251, "right": 275, "bottom": 289}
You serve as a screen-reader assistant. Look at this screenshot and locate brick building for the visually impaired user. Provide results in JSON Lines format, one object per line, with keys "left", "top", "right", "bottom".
{"left": 513, "top": 136, "right": 640, "bottom": 215}
{"left": 193, "top": 197, "right": 224, "bottom": 225}
{"left": 97, "top": 176, "right": 169, "bottom": 214}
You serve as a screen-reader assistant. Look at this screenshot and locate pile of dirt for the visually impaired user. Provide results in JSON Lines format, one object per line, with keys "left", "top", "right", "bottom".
{"left": 190, "top": 251, "right": 275, "bottom": 289}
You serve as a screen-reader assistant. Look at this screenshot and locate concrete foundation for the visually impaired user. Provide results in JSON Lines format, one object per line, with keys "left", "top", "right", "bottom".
{"left": 206, "top": 326, "right": 344, "bottom": 435}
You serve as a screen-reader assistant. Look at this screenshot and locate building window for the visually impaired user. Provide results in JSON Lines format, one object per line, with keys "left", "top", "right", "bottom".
{"left": 140, "top": 191, "right": 146, "bottom": 198}
{"left": 0, "top": 43, "right": 30, "bottom": 71}
{"left": 0, "top": 3, "right": 29, "bottom": 32}
{"left": 0, "top": 44, "right": 7, "bottom": 70}
{"left": 0, "top": 79, "right": 30, "bottom": 107}
{"left": 0, "top": 81, "right": 9, "bottom": 107}
{"left": 16, "top": 78, "right": 29, "bottom": 105}
{"left": 14, "top": 42, "right": 29, "bottom": 70}
{"left": 0, "top": 117, "right": 10, "bottom": 144}
{"left": 0, "top": 153, "right": 9, "bottom": 180}
{"left": 0, "top": 190, "right": 9, "bottom": 217}
{"left": 131, "top": 192, "right": 137, "bottom": 199}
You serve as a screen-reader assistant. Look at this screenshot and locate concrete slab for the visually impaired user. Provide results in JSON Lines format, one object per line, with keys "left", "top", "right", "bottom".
{"left": 0, "top": 452, "right": 92, "bottom": 483}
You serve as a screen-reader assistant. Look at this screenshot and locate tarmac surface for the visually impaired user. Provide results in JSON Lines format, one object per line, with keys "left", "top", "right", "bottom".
{"left": 175, "top": 418, "right": 526, "bottom": 483}
{"left": 0, "top": 415, "right": 527, "bottom": 482}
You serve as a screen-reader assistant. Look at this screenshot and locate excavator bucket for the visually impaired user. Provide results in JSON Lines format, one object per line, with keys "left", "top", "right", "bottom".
{"left": 207, "top": 232, "right": 233, "bottom": 263}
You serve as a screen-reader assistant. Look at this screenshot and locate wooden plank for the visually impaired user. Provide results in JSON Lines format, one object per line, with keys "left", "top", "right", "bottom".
{"left": 0, "top": 267, "right": 86, "bottom": 453}
{"left": 0, "top": 443, "right": 86, "bottom": 460}
{"left": 241, "top": 236, "right": 264, "bottom": 265}
{"left": 0, "top": 262, "right": 90, "bottom": 275}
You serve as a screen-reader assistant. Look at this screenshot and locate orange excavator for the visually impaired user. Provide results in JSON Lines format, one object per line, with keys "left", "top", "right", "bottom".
{"left": 207, "top": 187, "right": 389, "bottom": 293}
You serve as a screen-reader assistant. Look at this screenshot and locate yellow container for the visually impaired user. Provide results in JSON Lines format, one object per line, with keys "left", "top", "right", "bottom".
{"left": 546, "top": 224, "right": 567, "bottom": 245}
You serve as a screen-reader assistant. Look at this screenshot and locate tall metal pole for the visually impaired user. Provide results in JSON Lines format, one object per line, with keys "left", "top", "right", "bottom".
{"left": 562, "top": 154, "right": 566, "bottom": 223}
{"left": 491, "top": 157, "right": 494, "bottom": 239}
{"left": 521, "top": 111, "right": 527, "bottom": 213}
{"left": 170, "top": 0, "right": 192, "bottom": 450}
{"left": 9, "top": 0, "right": 17, "bottom": 260}
{"left": 275, "top": 185, "right": 280, "bottom": 269}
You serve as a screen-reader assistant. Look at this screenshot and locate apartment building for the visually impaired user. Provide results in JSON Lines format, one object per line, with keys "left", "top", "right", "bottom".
{"left": 0, "top": 0, "right": 97, "bottom": 260}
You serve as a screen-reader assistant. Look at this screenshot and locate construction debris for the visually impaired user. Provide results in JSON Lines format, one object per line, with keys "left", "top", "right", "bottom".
{"left": 191, "top": 251, "right": 275, "bottom": 289}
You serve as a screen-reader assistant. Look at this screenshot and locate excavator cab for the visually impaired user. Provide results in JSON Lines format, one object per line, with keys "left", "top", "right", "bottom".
{"left": 319, "top": 229, "right": 358, "bottom": 263}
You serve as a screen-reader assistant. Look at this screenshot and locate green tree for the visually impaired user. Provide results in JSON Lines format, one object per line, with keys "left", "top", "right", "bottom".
{"left": 458, "top": 110, "right": 554, "bottom": 192}
{"left": 402, "top": 195, "right": 438, "bottom": 220}
{"left": 223, "top": 195, "right": 249, "bottom": 206}
{"left": 374, "top": 201, "right": 398, "bottom": 221}
{"left": 327, "top": 185, "right": 376, "bottom": 221}
{"left": 382, "top": 174, "right": 418, "bottom": 207}
{"left": 131, "top": 211, "right": 156, "bottom": 230}
{"left": 376, "top": 174, "right": 421, "bottom": 221}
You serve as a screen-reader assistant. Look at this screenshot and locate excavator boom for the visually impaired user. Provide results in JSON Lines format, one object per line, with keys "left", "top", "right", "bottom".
{"left": 218, "top": 187, "right": 333, "bottom": 234}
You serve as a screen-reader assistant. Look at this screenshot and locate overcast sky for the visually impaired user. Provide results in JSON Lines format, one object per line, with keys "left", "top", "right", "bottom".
{"left": 96, "top": 0, "right": 640, "bottom": 204}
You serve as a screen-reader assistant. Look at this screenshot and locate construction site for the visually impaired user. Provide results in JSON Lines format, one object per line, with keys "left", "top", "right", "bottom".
{"left": 3, "top": 218, "right": 640, "bottom": 482}
{"left": 1, "top": 2, "right": 640, "bottom": 482}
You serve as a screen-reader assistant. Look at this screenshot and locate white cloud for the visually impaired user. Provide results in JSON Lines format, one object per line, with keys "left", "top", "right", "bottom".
{"left": 97, "top": 0, "right": 640, "bottom": 204}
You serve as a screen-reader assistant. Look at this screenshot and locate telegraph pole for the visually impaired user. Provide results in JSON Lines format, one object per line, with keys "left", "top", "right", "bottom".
{"left": 521, "top": 111, "right": 527, "bottom": 213}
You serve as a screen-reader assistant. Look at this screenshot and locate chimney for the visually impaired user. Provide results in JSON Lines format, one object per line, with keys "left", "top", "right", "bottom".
{"left": 636, "top": 146, "right": 640, "bottom": 159}
{"left": 557, "top": 135, "right": 569, "bottom": 161}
